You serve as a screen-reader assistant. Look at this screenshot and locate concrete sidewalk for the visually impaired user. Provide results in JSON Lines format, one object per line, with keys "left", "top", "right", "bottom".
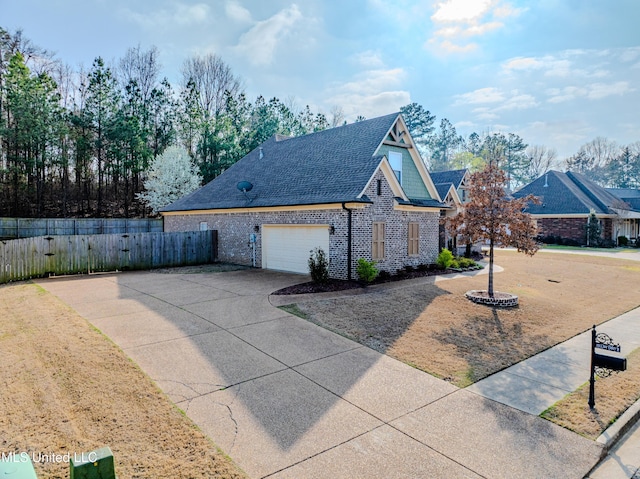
{"left": 467, "top": 307, "right": 640, "bottom": 415}
{"left": 588, "top": 419, "right": 640, "bottom": 479}
{"left": 37, "top": 269, "right": 603, "bottom": 478}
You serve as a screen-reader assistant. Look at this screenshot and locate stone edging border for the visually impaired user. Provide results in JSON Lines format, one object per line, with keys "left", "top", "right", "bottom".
{"left": 465, "top": 290, "right": 519, "bottom": 307}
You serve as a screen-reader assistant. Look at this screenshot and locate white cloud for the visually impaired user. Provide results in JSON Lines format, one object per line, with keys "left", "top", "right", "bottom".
{"left": 431, "top": 0, "right": 493, "bottom": 23}
{"left": 619, "top": 47, "right": 640, "bottom": 63}
{"left": 454, "top": 87, "right": 505, "bottom": 105}
{"left": 325, "top": 68, "right": 410, "bottom": 119}
{"left": 497, "top": 92, "right": 537, "bottom": 110}
{"left": 428, "top": 0, "right": 523, "bottom": 54}
{"left": 351, "top": 50, "right": 385, "bottom": 69}
{"left": 547, "top": 82, "right": 634, "bottom": 103}
{"left": 225, "top": 0, "right": 252, "bottom": 23}
{"left": 472, "top": 107, "right": 499, "bottom": 121}
{"left": 587, "top": 81, "right": 634, "bottom": 99}
{"left": 235, "top": 4, "right": 304, "bottom": 66}
{"left": 122, "top": 2, "right": 209, "bottom": 29}
{"left": 502, "top": 57, "right": 544, "bottom": 71}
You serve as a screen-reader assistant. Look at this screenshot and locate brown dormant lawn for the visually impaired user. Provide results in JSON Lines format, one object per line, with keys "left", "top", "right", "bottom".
{"left": 0, "top": 283, "right": 246, "bottom": 479}
{"left": 290, "top": 249, "right": 640, "bottom": 388}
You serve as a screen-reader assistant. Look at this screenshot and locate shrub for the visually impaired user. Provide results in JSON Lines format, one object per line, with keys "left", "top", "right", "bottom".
{"left": 618, "top": 236, "right": 629, "bottom": 247}
{"left": 308, "top": 247, "right": 329, "bottom": 284}
{"left": 436, "top": 248, "right": 454, "bottom": 269}
{"left": 450, "top": 259, "right": 460, "bottom": 269}
{"left": 457, "top": 257, "right": 477, "bottom": 268}
{"left": 356, "top": 258, "right": 379, "bottom": 283}
{"left": 599, "top": 239, "right": 616, "bottom": 248}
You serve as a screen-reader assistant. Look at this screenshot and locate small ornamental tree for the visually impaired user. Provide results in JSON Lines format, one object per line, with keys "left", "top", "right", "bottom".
{"left": 585, "top": 209, "right": 602, "bottom": 246}
{"left": 446, "top": 162, "right": 540, "bottom": 298}
{"left": 137, "top": 146, "right": 202, "bottom": 214}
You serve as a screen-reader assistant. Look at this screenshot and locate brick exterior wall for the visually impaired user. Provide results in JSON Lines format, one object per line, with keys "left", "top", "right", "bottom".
{"left": 350, "top": 169, "right": 439, "bottom": 275}
{"left": 163, "top": 169, "right": 440, "bottom": 279}
{"left": 536, "top": 216, "right": 613, "bottom": 245}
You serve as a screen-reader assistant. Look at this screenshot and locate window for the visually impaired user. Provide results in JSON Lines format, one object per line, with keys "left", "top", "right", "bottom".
{"left": 388, "top": 151, "right": 403, "bottom": 185}
{"left": 372, "top": 222, "right": 385, "bottom": 260}
{"left": 408, "top": 222, "right": 419, "bottom": 256}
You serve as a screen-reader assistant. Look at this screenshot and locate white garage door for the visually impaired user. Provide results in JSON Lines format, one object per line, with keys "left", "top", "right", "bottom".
{"left": 262, "top": 224, "right": 330, "bottom": 274}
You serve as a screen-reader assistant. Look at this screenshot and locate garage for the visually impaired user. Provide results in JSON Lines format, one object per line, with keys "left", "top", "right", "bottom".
{"left": 262, "top": 224, "right": 330, "bottom": 274}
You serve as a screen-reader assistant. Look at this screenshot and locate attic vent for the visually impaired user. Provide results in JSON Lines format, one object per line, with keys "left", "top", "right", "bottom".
{"left": 259, "top": 147, "right": 264, "bottom": 160}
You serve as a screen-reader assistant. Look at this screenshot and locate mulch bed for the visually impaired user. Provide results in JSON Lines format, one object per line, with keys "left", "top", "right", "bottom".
{"left": 272, "top": 265, "right": 483, "bottom": 295}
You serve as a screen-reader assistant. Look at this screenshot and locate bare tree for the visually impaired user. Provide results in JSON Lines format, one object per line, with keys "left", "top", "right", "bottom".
{"left": 118, "top": 45, "right": 160, "bottom": 102}
{"left": 329, "top": 105, "right": 345, "bottom": 127}
{"left": 181, "top": 53, "right": 243, "bottom": 119}
{"left": 565, "top": 136, "right": 620, "bottom": 184}
{"left": 523, "top": 145, "right": 557, "bottom": 185}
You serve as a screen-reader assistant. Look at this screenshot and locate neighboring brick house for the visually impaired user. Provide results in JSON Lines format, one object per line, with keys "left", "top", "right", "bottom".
{"left": 513, "top": 170, "right": 640, "bottom": 245}
{"left": 430, "top": 169, "right": 471, "bottom": 254}
{"left": 161, "top": 113, "right": 446, "bottom": 279}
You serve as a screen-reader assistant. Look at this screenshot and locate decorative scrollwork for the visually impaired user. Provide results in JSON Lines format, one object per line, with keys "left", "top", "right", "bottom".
{"left": 595, "top": 367, "right": 614, "bottom": 378}
{"left": 596, "top": 332, "right": 619, "bottom": 348}
{"left": 595, "top": 332, "right": 621, "bottom": 352}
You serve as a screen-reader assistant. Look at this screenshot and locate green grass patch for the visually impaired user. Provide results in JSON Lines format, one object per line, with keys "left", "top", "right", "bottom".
{"left": 278, "top": 304, "right": 309, "bottom": 319}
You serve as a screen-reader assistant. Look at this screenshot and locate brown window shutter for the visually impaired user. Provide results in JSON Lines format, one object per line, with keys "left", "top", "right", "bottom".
{"left": 373, "top": 222, "right": 385, "bottom": 260}
{"left": 408, "top": 222, "right": 419, "bottom": 255}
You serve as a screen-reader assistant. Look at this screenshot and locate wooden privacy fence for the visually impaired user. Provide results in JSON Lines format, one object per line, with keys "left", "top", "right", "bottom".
{"left": 0, "top": 231, "right": 218, "bottom": 284}
{"left": 0, "top": 217, "right": 163, "bottom": 239}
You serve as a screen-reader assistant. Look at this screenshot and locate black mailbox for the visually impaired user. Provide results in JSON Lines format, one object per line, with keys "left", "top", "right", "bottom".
{"left": 594, "top": 353, "right": 627, "bottom": 371}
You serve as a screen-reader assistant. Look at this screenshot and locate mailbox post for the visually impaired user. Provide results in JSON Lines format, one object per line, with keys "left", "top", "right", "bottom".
{"left": 588, "top": 325, "right": 627, "bottom": 409}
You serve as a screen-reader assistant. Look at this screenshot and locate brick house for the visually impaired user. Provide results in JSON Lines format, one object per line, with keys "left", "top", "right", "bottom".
{"left": 430, "top": 169, "right": 472, "bottom": 254}
{"left": 161, "top": 113, "right": 447, "bottom": 279}
{"left": 513, "top": 170, "right": 640, "bottom": 245}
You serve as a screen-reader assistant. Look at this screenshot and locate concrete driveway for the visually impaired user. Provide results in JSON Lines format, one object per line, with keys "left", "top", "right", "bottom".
{"left": 37, "top": 268, "right": 602, "bottom": 479}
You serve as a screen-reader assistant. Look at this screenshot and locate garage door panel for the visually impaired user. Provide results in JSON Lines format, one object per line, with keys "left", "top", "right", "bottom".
{"left": 262, "top": 225, "right": 329, "bottom": 274}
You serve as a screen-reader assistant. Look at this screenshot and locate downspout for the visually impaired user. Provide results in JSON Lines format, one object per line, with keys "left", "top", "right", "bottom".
{"left": 342, "top": 202, "right": 352, "bottom": 281}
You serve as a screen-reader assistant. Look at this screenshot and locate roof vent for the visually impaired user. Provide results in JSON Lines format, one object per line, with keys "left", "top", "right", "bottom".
{"left": 259, "top": 147, "right": 264, "bottom": 159}
{"left": 543, "top": 173, "right": 549, "bottom": 187}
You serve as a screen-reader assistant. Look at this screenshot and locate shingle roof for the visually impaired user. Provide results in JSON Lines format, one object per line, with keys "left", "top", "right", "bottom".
{"left": 429, "top": 169, "right": 468, "bottom": 189}
{"left": 434, "top": 183, "right": 453, "bottom": 201}
{"left": 606, "top": 188, "right": 640, "bottom": 199}
{"left": 513, "top": 170, "right": 621, "bottom": 215}
{"left": 162, "top": 113, "right": 404, "bottom": 212}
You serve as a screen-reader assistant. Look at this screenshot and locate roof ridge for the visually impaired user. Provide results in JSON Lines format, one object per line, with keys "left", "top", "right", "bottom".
{"left": 566, "top": 171, "right": 610, "bottom": 213}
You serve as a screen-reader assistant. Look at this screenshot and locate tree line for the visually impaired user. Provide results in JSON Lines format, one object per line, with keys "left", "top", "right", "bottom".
{"left": 1, "top": 27, "right": 637, "bottom": 219}
{"left": 0, "top": 28, "right": 332, "bottom": 218}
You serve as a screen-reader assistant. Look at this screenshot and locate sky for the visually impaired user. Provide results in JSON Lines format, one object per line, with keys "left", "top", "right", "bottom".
{"left": 3, "top": 0, "right": 640, "bottom": 160}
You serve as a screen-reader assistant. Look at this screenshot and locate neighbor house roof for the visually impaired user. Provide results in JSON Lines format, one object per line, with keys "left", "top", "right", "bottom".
{"left": 162, "top": 113, "right": 442, "bottom": 212}
{"left": 606, "top": 188, "right": 640, "bottom": 211}
{"left": 429, "top": 169, "right": 468, "bottom": 190}
{"left": 434, "top": 183, "right": 454, "bottom": 201}
{"left": 513, "top": 170, "right": 623, "bottom": 215}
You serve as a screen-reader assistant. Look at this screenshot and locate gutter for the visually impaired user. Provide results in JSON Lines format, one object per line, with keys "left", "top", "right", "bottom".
{"left": 342, "top": 202, "right": 353, "bottom": 281}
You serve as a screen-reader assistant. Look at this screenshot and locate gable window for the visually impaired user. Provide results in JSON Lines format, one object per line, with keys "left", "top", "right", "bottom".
{"left": 408, "top": 222, "right": 419, "bottom": 256}
{"left": 372, "top": 222, "right": 385, "bottom": 260}
{"left": 388, "top": 151, "right": 403, "bottom": 185}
